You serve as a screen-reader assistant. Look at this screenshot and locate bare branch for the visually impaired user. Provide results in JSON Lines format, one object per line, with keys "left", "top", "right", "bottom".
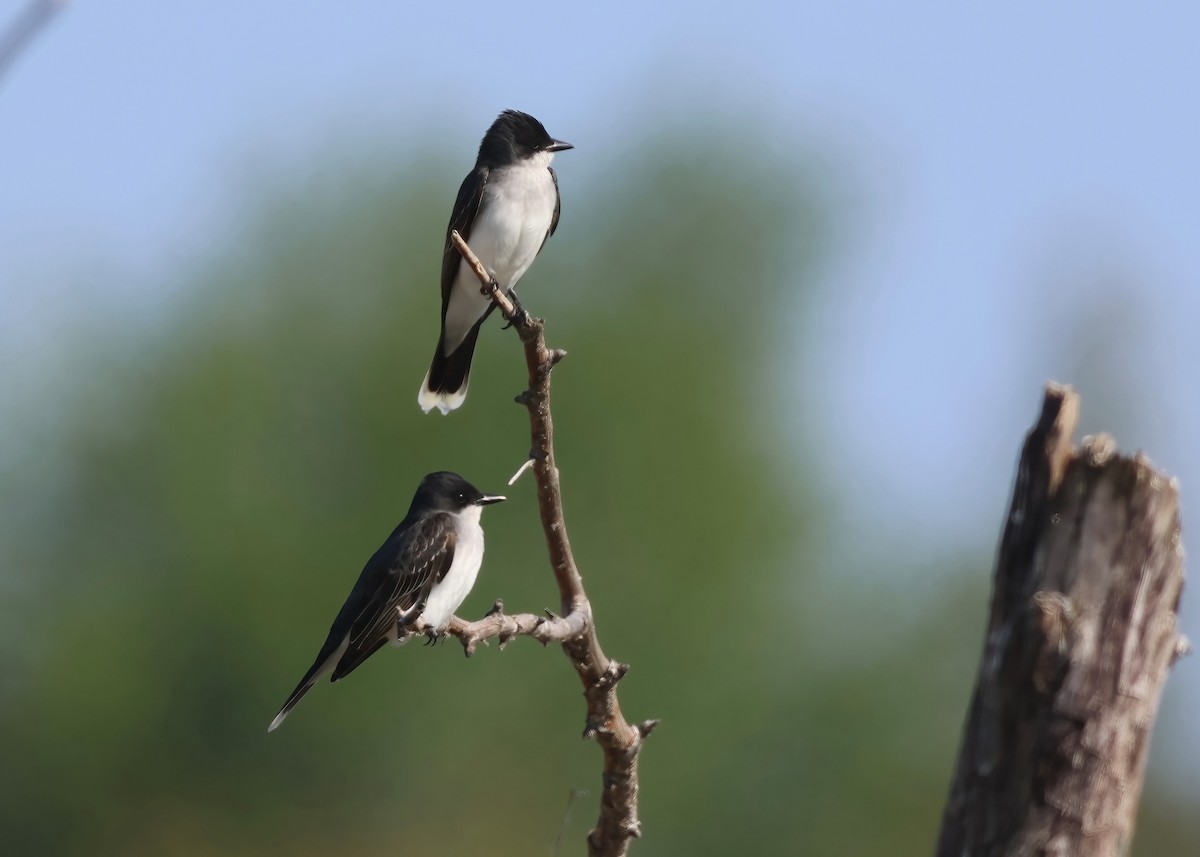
{"left": 0, "top": 0, "right": 65, "bottom": 86}
{"left": 447, "top": 230, "right": 652, "bottom": 857}
{"left": 449, "top": 230, "right": 520, "bottom": 320}
{"left": 412, "top": 600, "right": 588, "bottom": 657}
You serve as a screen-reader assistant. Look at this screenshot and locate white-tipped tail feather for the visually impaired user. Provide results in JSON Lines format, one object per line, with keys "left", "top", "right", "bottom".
{"left": 417, "top": 370, "right": 467, "bottom": 415}
{"left": 418, "top": 322, "right": 481, "bottom": 414}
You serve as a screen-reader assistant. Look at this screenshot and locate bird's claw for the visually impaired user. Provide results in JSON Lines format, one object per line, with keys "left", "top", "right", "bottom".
{"left": 502, "top": 309, "right": 530, "bottom": 330}
{"left": 501, "top": 290, "right": 528, "bottom": 329}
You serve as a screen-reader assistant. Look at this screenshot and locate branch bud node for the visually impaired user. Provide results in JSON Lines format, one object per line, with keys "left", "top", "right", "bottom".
{"left": 636, "top": 719, "right": 661, "bottom": 738}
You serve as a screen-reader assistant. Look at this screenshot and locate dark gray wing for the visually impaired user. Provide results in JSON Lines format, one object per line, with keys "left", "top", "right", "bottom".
{"left": 330, "top": 513, "right": 457, "bottom": 681}
{"left": 440, "top": 165, "right": 490, "bottom": 312}
{"left": 540, "top": 166, "right": 561, "bottom": 253}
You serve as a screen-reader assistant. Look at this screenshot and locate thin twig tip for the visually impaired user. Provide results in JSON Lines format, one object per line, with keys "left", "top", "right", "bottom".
{"left": 508, "top": 458, "right": 535, "bottom": 486}
{"left": 637, "top": 718, "right": 661, "bottom": 738}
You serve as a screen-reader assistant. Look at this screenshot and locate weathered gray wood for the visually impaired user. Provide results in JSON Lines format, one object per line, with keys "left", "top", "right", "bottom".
{"left": 936, "top": 383, "right": 1187, "bottom": 857}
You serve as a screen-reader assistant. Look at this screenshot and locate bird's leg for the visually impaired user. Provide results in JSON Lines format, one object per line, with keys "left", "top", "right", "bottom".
{"left": 423, "top": 626, "right": 452, "bottom": 646}
{"left": 395, "top": 603, "right": 427, "bottom": 645}
{"left": 478, "top": 274, "right": 528, "bottom": 329}
{"left": 391, "top": 625, "right": 413, "bottom": 647}
{"left": 501, "top": 288, "right": 529, "bottom": 329}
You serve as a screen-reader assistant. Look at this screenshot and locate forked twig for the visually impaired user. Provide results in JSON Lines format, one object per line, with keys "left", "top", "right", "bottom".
{"left": 446, "top": 230, "right": 652, "bottom": 856}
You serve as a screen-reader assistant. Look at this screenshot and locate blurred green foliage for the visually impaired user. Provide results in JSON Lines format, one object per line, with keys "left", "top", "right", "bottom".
{"left": 0, "top": 135, "right": 1193, "bottom": 855}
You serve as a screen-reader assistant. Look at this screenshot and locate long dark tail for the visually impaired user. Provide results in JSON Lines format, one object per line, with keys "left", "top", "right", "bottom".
{"left": 418, "top": 322, "right": 483, "bottom": 414}
{"left": 267, "top": 636, "right": 347, "bottom": 732}
{"left": 268, "top": 667, "right": 322, "bottom": 733}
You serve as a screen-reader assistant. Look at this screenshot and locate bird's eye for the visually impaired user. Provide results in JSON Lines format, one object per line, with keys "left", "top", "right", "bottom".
{"left": 457, "top": 492, "right": 465, "bottom": 502}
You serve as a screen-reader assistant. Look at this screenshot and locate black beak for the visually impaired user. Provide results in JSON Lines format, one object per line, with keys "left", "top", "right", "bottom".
{"left": 476, "top": 494, "right": 507, "bottom": 506}
{"left": 546, "top": 139, "right": 574, "bottom": 153}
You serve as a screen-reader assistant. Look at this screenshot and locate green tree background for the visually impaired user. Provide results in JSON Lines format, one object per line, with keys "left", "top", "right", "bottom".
{"left": 1, "top": 130, "right": 1194, "bottom": 855}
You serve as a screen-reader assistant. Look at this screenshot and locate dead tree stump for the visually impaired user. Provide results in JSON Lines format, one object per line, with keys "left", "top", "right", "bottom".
{"left": 936, "top": 383, "right": 1187, "bottom": 857}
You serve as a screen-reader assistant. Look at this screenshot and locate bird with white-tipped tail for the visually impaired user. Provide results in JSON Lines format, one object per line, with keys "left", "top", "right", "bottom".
{"left": 418, "top": 109, "right": 572, "bottom": 414}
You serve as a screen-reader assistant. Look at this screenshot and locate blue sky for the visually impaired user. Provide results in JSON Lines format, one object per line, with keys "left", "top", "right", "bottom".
{"left": 3, "top": 0, "right": 1198, "bottom": 786}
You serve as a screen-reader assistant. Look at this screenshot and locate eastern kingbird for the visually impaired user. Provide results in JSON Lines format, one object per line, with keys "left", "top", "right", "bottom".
{"left": 417, "top": 109, "right": 573, "bottom": 414}
{"left": 268, "top": 471, "right": 506, "bottom": 731}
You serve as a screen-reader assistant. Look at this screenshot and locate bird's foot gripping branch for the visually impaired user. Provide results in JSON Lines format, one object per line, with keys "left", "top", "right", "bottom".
{"left": 447, "top": 229, "right": 654, "bottom": 857}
